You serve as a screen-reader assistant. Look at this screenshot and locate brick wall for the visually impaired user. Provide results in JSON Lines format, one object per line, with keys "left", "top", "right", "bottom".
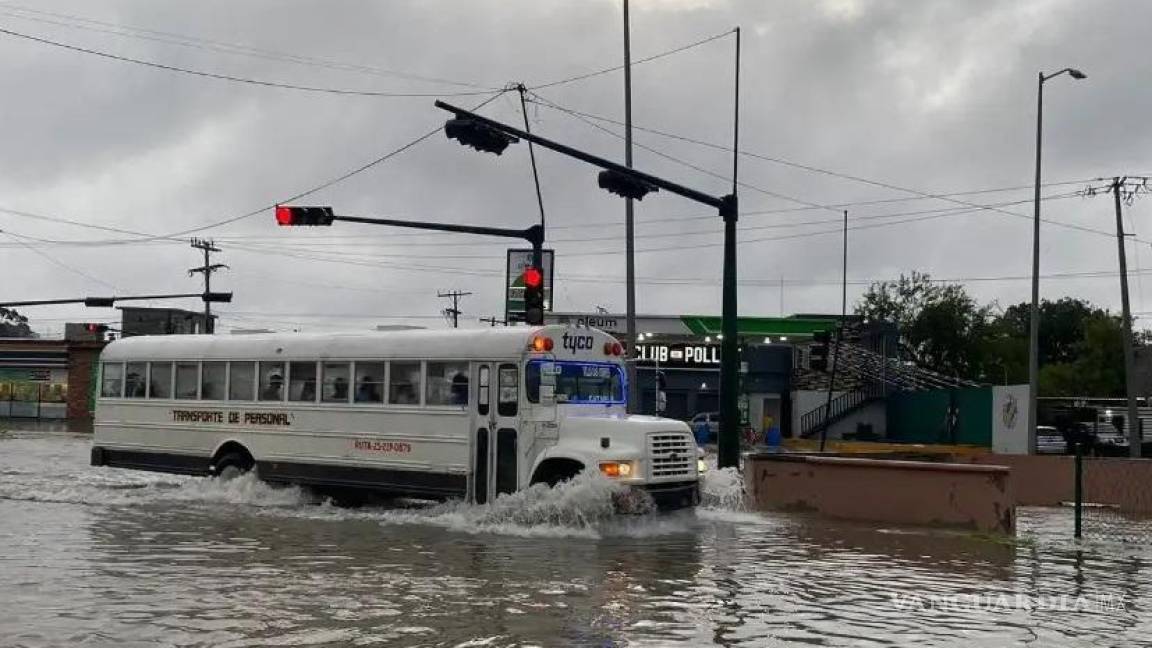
{"left": 66, "top": 342, "right": 106, "bottom": 421}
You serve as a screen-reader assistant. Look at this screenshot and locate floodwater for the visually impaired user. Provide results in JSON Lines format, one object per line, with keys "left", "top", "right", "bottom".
{"left": 2, "top": 426, "right": 1152, "bottom": 647}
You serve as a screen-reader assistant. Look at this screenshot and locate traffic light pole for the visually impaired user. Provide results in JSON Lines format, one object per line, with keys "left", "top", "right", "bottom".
{"left": 1, "top": 293, "right": 230, "bottom": 308}
{"left": 434, "top": 101, "right": 742, "bottom": 469}
{"left": 331, "top": 215, "right": 544, "bottom": 259}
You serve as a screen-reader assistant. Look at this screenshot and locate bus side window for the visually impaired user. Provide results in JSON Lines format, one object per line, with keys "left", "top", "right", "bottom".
{"left": 101, "top": 362, "right": 124, "bottom": 398}
{"left": 322, "top": 362, "right": 351, "bottom": 403}
{"left": 478, "top": 365, "right": 490, "bottom": 416}
{"left": 201, "top": 362, "right": 226, "bottom": 400}
{"left": 389, "top": 362, "right": 421, "bottom": 405}
{"left": 149, "top": 362, "right": 173, "bottom": 399}
{"left": 124, "top": 362, "right": 147, "bottom": 398}
{"left": 354, "top": 362, "right": 385, "bottom": 404}
{"left": 174, "top": 362, "right": 199, "bottom": 400}
{"left": 259, "top": 362, "right": 286, "bottom": 401}
{"left": 497, "top": 364, "right": 518, "bottom": 417}
{"left": 427, "top": 362, "right": 469, "bottom": 406}
{"left": 228, "top": 361, "right": 256, "bottom": 401}
{"left": 288, "top": 361, "right": 317, "bottom": 402}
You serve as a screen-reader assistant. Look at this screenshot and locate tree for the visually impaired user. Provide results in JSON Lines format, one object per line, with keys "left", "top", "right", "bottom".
{"left": 1039, "top": 314, "right": 1125, "bottom": 396}
{"left": 0, "top": 307, "right": 35, "bottom": 338}
{"left": 856, "top": 272, "right": 993, "bottom": 379}
{"left": 999, "top": 298, "right": 1105, "bottom": 366}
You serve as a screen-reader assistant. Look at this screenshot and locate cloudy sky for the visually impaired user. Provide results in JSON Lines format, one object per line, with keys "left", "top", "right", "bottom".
{"left": 2, "top": 0, "right": 1151, "bottom": 336}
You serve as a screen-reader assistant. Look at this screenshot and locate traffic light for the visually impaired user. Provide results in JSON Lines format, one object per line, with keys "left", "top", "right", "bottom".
{"left": 85, "top": 323, "right": 109, "bottom": 338}
{"left": 809, "top": 330, "right": 831, "bottom": 372}
{"left": 444, "top": 118, "right": 519, "bottom": 155}
{"left": 522, "top": 266, "right": 545, "bottom": 325}
{"left": 83, "top": 297, "right": 116, "bottom": 307}
{"left": 597, "top": 169, "right": 658, "bottom": 201}
{"left": 202, "top": 292, "right": 233, "bottom": 303}
{"left": 275, "top": 205, "right": 335, "bottom": 226}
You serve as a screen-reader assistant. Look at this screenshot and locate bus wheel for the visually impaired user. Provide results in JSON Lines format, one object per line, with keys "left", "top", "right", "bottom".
{"left": 215, "top": 452, "right": 253, "bottom": 481}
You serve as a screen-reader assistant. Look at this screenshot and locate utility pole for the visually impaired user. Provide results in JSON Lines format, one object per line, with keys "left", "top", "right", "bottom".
{"left": 189, "top": 239, "right": 226, "bottom": 334}
{"left": 623, "top": 0, "right": 639, "bottom": 414}
{"left": 438, "top": 290, "right": 472, "bottom": 328}
{"left": 1112, "top": 177, "right": 1141, "bottom": 457}
{"left": 819, "top": 210, "right": 848, "bottom": 452}
{"left": 479, "top": 316, "right": 506, "bottom": 327}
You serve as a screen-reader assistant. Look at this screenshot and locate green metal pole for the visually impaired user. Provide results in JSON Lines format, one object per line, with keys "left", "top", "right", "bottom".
{"left": 718, "top": 27, "right": 741, "bottom": 470}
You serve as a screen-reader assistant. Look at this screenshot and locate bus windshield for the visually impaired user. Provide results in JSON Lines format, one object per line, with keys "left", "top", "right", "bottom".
{"left": 526, "top": 360, "right": 625, "bottom": 405}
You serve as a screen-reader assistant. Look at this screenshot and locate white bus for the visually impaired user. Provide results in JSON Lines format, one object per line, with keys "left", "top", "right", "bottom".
{"left": 91, "top": 325, "right": 701, "bottom": 509}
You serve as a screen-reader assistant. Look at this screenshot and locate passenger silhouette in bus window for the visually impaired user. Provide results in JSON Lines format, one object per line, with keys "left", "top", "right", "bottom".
{"left": 332, "top": 376, "right": 348, "bottom": 401}
{"left": 450, "top": 372, "right": 469, "bottom": 406}
{"left": 356, "top": 376, "right": 381, "bottom": 403}
{"left": 262, "top": 372, "right": 284, "bottom": 401}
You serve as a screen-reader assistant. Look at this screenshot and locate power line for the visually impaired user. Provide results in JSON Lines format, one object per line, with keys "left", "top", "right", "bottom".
{"left": 0, "top": 26, "right": 497, "bottom": 97}
{"left": 0, "top": 3, "right": 491, "bottom": 90}
{"left": 220, "top": 192, "right": 1082, "bottom": 261}
{"left": 0, "top": 229, "right": 119, "bottom": 291}
{"left": 529, "top": 91, "right": 835, "bottom": 213}
{"left": 529, "top": 29, "right": 735, "bottom": 90}
{"left": 0, "top": 91, "right": 507, "bottom": 247}
{"left": 527, "top": 97, "right": 1142, "bottom": 243}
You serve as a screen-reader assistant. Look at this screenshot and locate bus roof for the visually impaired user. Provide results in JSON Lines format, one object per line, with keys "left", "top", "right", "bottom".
{"left": 99, "top": 325, "right": 618, "bottom": 362}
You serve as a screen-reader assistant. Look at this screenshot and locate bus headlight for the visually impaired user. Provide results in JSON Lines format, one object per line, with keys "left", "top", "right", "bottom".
{"left": 698, "top": 459, "right": 707, "bottom": 473}
{"left": 599, "top": 461, "right": 635, "bottom": 478}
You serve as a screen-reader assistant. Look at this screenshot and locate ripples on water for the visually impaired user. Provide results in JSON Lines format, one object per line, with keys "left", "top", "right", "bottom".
{"left": 1, "top": 429, "right": 1152, "bottom": 647}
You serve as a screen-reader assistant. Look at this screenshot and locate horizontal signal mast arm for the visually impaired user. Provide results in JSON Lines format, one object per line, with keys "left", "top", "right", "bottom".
{"left": 434, "top": 100, "right": 730, "bottom": 212}
{"left": 332, "top": 214, "right": 543, "bottom": 246}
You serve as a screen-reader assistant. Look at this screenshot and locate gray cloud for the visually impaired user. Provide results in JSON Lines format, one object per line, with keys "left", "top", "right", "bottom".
{"left": 2, "top": 0, "right": 1151, "bottom": 336}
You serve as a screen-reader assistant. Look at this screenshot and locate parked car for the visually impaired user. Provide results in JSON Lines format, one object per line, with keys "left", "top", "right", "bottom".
{"left": 1036, "top": 425, "right": 1066, "bottom": 454}
{"left": 689, "top": 412, "right": 721, "bottom": 442}
{"left": 1094, "top": 425, "right": 1130, "bottom": 455}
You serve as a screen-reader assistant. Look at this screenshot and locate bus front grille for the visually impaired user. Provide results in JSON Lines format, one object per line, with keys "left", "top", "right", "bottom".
{"left": 647, "top": 432, "right": 694, "bottom": 479}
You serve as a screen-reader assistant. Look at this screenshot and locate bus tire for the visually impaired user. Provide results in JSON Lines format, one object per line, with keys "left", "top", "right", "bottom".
{"left": 214, "top": 451, "right": 254, "bottom": 481}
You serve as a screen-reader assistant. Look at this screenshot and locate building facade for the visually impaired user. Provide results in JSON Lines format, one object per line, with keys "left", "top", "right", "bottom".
{"left": 544, "top": 312, "right": 842, "bottom": 436}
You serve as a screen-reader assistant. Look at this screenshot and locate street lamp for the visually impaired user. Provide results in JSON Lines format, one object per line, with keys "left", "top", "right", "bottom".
{"left": 1028, "top": 67, "right": 1086, "bottom": 455}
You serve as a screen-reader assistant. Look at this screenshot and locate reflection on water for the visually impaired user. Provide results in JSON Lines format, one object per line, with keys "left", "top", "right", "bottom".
{"left": 1, "top": 432, "right": 1151, "bottom": 646}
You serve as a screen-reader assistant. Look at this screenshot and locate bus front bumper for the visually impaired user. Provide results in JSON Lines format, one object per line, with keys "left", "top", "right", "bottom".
{"left": 636, "top": 480, "right": 700, "bottom": 511}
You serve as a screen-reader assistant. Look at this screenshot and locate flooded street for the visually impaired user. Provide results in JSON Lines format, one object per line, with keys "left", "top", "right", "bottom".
{"left": 2, "top": 427, "right": 1152, "bottom": 647}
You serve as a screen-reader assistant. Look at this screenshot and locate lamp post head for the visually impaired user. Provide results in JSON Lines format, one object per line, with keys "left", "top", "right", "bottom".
{"left": 1068, "top": 68, "right": 1087, "bottom": 80}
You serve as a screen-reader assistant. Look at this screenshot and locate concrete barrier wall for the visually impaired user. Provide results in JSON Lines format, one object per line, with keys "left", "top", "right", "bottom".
{"left": 964, "top": 454, "right": 1152, "bottom": 514}
{"left": 746, "top": 454, "right": 1014, "bottom": 534}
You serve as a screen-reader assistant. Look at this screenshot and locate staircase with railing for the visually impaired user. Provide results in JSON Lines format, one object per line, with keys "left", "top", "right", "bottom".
{"left": 797, "top": 340, "right": 983, "bottom": 440}
{"left": 799, "top": 382, "right": 886, "bottom": 438}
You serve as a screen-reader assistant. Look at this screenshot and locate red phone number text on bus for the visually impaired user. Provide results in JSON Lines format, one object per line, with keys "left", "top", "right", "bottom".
{"left": 353, "top": 440, "right": 413, "bottom": 454}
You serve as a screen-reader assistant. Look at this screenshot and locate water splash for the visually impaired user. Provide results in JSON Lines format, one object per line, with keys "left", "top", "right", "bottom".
{"left": 0, "top": 467, "right": 312, "bottom": 509}
{"left": 371, "top": 471, "right": 631, "bottom": 539}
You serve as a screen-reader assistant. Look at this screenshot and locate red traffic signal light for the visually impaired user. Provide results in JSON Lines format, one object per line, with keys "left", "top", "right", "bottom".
{"left": 522, "top": 266, "right": 543, "bottom": 289}
{"left": 522, "top": 266, "right": 545, "bottom": 326}
{"left": 85, "top": 323, "right": 109, "bottom": 335}
{"left": 275, "top": 205, "right": 335, "bottom": 226}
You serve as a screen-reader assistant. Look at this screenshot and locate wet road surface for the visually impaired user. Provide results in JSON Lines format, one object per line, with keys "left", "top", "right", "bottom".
{"left": 2, "top": 426, "right": 1151, "bottom": 647}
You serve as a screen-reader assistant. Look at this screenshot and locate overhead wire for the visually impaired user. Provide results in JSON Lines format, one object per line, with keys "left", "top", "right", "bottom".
{"left": 0, "top": 26, "right": 498, "bottom": 97}
{"left": 0, "top": 90, "right": 509, "bottom": 246}
{"left": 0, "top": 3, "right": 490, "bottom": 90}
{"left": 527, "top": 96, "right": 1140, "bottom": 243}
{"left": 529, "top": 28, "right": 735, "bottom": 90}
